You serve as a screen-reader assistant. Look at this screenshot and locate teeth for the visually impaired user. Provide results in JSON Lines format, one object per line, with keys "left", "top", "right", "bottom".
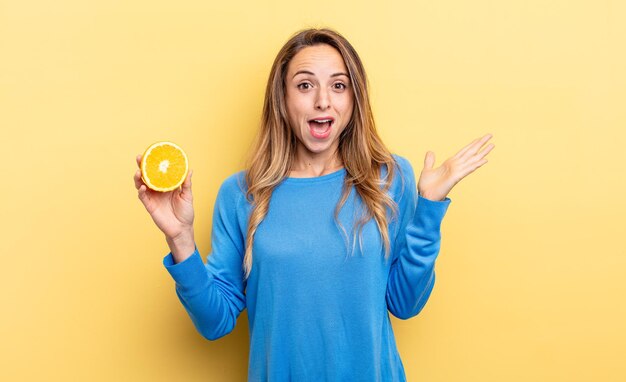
{"left": 312, "top": 119, "right": 332, "bottom": 123}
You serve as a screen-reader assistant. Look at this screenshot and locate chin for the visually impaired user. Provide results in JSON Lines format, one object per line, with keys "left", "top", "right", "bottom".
{"left": 303, "top": 143, "right": 332, "bottom": 154}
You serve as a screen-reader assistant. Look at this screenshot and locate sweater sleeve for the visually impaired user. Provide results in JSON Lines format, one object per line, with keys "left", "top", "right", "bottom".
{"left": 162, "top": 174, "right": 247, "bottom": 340}
{"left": 386, "top": 156, "right": 451, "bottom": 320}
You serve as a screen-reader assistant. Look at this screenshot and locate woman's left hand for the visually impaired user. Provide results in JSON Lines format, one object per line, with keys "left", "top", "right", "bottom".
{"left": 417, "top": 133, "right": 495, "bottom": 201}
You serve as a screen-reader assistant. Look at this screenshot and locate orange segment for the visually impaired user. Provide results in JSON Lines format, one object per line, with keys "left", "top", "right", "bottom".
{"left": 140, "top": 141, "right": 189, "bottom": 192}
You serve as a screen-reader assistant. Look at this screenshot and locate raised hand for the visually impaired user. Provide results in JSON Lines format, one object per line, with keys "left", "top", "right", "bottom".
{"left": 417, "top": 133, "right": 495, "bottom": 201}
{"left": 133, "top": 154, "right": 195, "bottom": 242}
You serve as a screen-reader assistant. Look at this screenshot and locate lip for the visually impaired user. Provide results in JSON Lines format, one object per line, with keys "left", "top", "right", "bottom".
{"left": 307, "top": 119, "right": 333, "bottom": 139}
{"left": 308, "top": 116, "right": 335, "bottom": 123}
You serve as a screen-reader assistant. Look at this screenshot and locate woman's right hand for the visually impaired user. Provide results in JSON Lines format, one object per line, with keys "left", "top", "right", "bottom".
{"left": 133, "top": 154, "right": 195, "bottom": 242}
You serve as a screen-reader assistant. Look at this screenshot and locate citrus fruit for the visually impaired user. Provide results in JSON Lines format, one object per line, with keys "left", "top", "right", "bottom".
{"left": 140, "top": 141, "right": 189, "bottom": 192}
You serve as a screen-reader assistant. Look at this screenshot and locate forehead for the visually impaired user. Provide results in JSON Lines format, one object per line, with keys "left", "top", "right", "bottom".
{"left": 287, "top": 44, "right": 347, "bottom": 75}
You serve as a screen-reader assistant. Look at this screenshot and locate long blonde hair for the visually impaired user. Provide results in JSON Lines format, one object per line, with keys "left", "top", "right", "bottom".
{"left": 242, "top": 28, "right": 400, "bottom": 279}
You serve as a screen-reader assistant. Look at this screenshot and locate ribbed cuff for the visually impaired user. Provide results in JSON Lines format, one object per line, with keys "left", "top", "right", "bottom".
{"left": 162, "top": 246, "right": 210, "bottom": 295}
{"left": 414, "top": 193, "right": 451, "bottom": 228}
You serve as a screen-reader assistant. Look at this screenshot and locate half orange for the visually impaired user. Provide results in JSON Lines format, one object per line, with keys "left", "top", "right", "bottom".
{"left": 140, "top": 141, "right": 189, "bottom": 192}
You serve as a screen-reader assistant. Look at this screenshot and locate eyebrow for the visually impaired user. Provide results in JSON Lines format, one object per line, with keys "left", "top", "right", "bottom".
{"left": 292, "top": 70, "right": 349, "bottom": 79}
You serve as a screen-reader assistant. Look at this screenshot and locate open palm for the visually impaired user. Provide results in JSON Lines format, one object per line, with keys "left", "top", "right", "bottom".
{"left": 417, "top": 134, "right": 495, "bottom": 201}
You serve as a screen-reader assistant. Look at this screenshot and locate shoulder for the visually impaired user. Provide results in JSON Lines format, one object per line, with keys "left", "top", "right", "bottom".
{"left": 387, "top": 153, "right": 417, "bottom": 185}
{"left": 385, "top": 154, "right": 417, "bottom": 203}
{"left": 390, "top": 153, "right": 415, "bottom": 177}
{"left": 220, "top": 170, "right": 248, "bottom": 192}
{"left": 380, "top": 153, "right": 415, "bottom": 177}
{"left": 216, "top": 170, "right": 248, "bottom": 206}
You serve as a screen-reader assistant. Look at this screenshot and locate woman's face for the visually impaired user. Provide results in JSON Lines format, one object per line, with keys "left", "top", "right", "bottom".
{"left": 284, "top": 44, "right": 354, "bottom": 162}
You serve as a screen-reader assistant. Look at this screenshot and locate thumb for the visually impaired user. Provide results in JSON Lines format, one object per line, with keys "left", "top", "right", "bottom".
{"left": 424, "top": 151, "right": 435, "bottom": 170}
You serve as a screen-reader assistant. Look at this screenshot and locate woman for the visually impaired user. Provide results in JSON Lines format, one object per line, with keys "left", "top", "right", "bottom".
{"left": 134, "top": 28, "right": 494, "bottom": 381}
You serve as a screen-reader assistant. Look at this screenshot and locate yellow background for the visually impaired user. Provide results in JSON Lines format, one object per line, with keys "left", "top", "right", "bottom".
{"left": 2, "top": 0, "right": 625, "bottom": 381}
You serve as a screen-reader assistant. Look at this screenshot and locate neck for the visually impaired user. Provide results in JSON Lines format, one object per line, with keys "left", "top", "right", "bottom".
{"left": 290, "top": 146, "right": 343, "bottom": 178}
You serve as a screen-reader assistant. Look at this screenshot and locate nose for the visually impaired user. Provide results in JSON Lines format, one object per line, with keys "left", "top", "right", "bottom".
{"left": 314, "top": 88, "right": 330, "bottom": 110}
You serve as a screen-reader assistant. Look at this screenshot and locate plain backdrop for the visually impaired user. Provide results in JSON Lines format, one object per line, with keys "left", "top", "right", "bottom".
{"left": 1, "top": 1, "right": 625, "bottom": 381}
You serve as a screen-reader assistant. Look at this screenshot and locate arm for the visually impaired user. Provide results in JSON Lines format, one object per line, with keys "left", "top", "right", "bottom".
{"left": 386, "top": 156, "right": 451, "bottom": 320}
{"left": 162, "top": 174, "right": 247, "bottom": 340}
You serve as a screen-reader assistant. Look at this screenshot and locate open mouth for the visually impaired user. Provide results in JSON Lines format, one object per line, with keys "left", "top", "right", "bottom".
{"left": 307, "top": 118, "right": 334, "bottom": 139}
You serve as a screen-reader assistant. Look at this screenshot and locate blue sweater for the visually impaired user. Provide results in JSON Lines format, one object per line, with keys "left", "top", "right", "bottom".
{"left": 163, "top": 154, "right": 451, "bottom": 381}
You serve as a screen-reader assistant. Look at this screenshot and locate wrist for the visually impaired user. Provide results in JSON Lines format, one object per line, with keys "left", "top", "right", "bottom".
{"left": 419, "top": 191, "right": 444, "bottom": 202}
{"left": 166, "top": 229, "right": 195, "bottom": 263}
{"left": 167, "top": 228, "right": 194, "bottom": 243}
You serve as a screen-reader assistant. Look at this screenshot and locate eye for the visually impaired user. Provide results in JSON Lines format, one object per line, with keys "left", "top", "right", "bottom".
{"left": 297, "top": 82, "right": 312, "bottom": 90}
{"left": 333, "top": 82, "right": 347, "bottom": 90}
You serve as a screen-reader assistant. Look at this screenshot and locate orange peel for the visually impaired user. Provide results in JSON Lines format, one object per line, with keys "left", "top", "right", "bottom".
{"left": 140, "top": 141, "right": 189, "bottom": 192}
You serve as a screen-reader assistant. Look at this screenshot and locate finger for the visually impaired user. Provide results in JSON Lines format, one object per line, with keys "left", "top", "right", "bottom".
{"left": 136, "top": 154, "right": 142, "bottom": 169}
{"left": 472, "top": 158, "right": 488, "bottom": 172}
{"left": 453, "top": 136, "right": 482, "bottom": 159}
{"left": 457, "top": 157, "right": 489, "bottom": 180}
{"left": 181, "top": 170, "right": 193, "bottom": 197}
{"left": 460, "top": 144, "right": 494, "bottom": 172}
{"left": 458, "top": 133, "right": 493, "bottom": 160}
{"left": 475, "top": 143, "right": 495, "bottom": 160}
{"left": 423, "top": 151, "right": 435, "bottom": 170}
{"left": 134, "top": 169, "right": 144, "bottom": 190}
{"left": 137, "top": 184, "right": 150, "bottom": 204}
